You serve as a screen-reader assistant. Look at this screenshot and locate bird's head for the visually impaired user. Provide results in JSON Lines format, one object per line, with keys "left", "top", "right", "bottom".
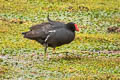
{"left": 66, "top": 22, "right": 79, "bottom": 32}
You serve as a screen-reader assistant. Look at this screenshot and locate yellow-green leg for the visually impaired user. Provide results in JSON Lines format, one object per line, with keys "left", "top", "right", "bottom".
{"left": 52, "top": 48, "right": 56, "bottom": 54}
{"left": 44, "top": 44, "right": 48, "bottom": 58}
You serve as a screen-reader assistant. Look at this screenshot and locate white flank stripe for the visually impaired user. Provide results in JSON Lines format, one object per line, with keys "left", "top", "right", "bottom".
{"left": 49, "top": 30, "right": 56, "bottom": 33}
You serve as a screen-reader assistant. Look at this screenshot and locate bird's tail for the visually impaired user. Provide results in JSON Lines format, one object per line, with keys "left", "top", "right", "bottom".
{"left": 22, "top": 31, "right": 29, "bottom": 38}
{"left": 22, "top": 32, "right": 27, "bottom": 35}
{"left": 22, "top": 31, "right": 35, "bottom": 40}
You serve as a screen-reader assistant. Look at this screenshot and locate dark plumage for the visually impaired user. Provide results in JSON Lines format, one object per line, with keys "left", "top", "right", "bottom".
{"left": 22, "top": 15, "right": 79, "bottom": 57}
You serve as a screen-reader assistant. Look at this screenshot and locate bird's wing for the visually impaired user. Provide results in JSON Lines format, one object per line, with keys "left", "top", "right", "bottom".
{"left": 24, "top": 23, "right": 53, "bottom": 39}
{"left": 23, "top": 29, "right": 47, "bottom": 39}
{"left": 30, "top": 22, "right": 51, "bottom": 30}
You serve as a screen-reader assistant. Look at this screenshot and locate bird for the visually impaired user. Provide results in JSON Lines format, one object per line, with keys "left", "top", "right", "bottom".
{"left": 22, "top": 15, "right": 79, "bottom": 57}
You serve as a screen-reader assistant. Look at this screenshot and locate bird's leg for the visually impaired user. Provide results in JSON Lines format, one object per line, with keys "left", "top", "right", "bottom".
{"left": 44, "top": 44, "right": 48, "bottom": 58}
{"left": 52, "top": 48, "right": 56, "bottom": 54}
